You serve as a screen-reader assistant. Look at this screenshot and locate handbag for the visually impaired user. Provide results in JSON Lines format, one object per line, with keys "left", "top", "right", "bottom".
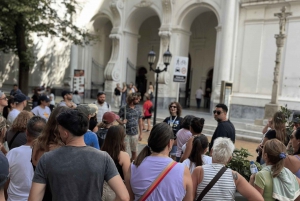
{"left": 196, "top": 166, "right": 227, "bottom": 201}
{"left": 138, "top": 161, "right": 177, "bottom": 201}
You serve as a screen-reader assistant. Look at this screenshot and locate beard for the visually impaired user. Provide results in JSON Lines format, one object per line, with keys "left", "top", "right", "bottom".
{"left": 98, "top": 100, "right": 104, "bottom": 104}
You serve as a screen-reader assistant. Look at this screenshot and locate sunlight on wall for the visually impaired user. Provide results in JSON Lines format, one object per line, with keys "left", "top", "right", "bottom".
{"left": 76, "top": 0, "right": 105, "bottom": 28}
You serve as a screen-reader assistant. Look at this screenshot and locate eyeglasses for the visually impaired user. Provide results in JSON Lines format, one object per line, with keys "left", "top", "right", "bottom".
{"left": 169, "top": 106, "right": 177, "bottom": 109}
{"left": 213, "top": 110, "right": 222, "bottom": 115}
{"left": 0, "top": 97, "right": 8, "bottom": 101}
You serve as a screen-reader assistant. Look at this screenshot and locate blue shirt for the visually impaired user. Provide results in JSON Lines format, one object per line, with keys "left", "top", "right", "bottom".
{"left": 84, "top": 131, "right": 100, "bottom": 149}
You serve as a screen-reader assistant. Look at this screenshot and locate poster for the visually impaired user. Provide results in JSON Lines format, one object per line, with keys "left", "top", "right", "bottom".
{"left": 73, "top": 70, "right": 85, "bottom": 94}
{"left": 173, "top": 56, "right": 188, "bottom": 83}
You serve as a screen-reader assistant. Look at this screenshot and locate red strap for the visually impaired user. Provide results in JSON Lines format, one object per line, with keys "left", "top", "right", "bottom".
{"left": 139, "top": 161, "right": 177, "bottom": 201}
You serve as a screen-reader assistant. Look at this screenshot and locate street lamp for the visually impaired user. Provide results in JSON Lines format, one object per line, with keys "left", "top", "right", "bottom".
{"left": 148, "top": 46, "right": 172, "bottom": 125}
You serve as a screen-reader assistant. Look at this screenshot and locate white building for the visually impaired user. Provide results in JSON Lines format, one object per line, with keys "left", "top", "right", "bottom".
{"left": 1, "top": 0, "right": 300, "bottom": 120}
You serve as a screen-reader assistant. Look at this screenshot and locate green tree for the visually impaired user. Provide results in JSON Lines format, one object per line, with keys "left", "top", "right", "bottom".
{"left": 0, "top": 0, "right": 93, "bottom": 94}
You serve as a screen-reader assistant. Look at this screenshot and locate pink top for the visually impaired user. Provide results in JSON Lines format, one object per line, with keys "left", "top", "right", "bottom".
{"left": 176, "top": 128, "right": 192, "bottom": 157}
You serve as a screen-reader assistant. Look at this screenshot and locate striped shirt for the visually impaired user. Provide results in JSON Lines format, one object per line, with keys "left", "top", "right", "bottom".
{"left": 196, "top": 163, "right": 236, "bottom": 200}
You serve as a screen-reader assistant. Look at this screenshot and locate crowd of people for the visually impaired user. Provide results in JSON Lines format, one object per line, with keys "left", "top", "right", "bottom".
{"left": 1, "top": 82, "right": 300, "bottom": 201}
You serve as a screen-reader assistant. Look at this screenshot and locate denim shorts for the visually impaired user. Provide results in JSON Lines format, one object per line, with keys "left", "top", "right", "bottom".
{"left": 170, "top": 145, "right": 177, "bottom": 156}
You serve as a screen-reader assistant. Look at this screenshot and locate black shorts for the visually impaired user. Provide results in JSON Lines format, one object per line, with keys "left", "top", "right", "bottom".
{"left": 143, "top": 116, "right": 152, "bottom": 120}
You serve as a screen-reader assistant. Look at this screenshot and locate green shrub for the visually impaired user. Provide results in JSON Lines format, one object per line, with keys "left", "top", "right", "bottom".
{"left": 226, "top": 148, "right": 261, "bottom": 181}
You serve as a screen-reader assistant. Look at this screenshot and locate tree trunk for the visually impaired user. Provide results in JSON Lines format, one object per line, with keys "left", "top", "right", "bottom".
{"left": 15, "top": 15, "right": 29, "bottom": 95}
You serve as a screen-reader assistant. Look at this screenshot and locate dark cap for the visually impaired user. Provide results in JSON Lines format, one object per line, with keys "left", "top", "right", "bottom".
{"left": 0, "top": 152, "right": 9, "bottom": 187}
{"left": 293, "top": 112, "right": 300, "bottom": 123}
{"left": 13, "top": 93, "right": 30, "bottom": 103}
{"left": 61, "top": 90, "right": 72, "bottom": 98}
{"left": 39, "top": 95, "right": 50, "bottom": 102}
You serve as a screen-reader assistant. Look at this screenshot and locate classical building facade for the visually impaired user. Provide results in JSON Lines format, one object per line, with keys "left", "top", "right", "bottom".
{"left": 1, "top": 0, "right": 300, "bottom": 119}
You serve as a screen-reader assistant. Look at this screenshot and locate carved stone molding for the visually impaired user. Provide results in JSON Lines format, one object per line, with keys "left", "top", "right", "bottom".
{"left": 215, "top": 25, "right": 222, "bottom": 32}
{"left": 135, "top": 0, "right": 153, "bottom": 8}
{"left": 159, "top": 30, "right": 172, "bottom": 47}
{"left": 104, "top": 34, "right": 121, "bottom": 81}
{"left": 109, "top": 0, "right": 122, "bottom": 28}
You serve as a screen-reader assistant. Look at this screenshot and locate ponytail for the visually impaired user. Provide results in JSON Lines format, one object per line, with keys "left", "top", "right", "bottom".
{"left": 133, "top": 146, "right": 151, "bottom": 167}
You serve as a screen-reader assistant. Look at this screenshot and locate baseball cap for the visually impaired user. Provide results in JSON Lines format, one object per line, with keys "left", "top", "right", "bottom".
{"left": 102, "top": 112, "right": 120, "bottom": 124}
{"left": 14, "top": 93, "right": 30, "bottom": 103}
{"left": 61, "top": 90, "right": 72, "bottom": 98}
{"left": 39, "top": 95, "right": 50, "bottom": 102}
{"left": 0, "top": 152, "right": 9, "bottom": 187}
{"left": 76, "top": 104, "right": 97, "bottom": 118}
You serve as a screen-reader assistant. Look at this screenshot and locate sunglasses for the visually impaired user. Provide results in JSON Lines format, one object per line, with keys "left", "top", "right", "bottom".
{"left": 213, "top": 110, "right": 222, "bottom": 115}
{"left": 0, "top": 97, "right": 8, "bottom": 100}
{"left": 169, "top": 106, "right": 177, "bottom": 109}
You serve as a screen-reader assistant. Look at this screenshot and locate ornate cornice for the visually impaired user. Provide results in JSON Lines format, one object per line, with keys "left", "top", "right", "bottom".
{"left": 135, "top": 0, "right": 153, "bottom": 8}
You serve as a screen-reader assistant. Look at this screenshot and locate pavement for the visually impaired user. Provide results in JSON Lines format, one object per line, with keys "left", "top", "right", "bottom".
{"left": 82, "top": 98, "right": 260, "bottom": 161}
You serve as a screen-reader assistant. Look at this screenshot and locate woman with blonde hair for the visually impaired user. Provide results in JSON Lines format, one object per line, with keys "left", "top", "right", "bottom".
{"left": 0, "top": 116, "right": 8, "bottom": 154}
{"left": 120, "top": 82, "right": 127, "bottom": 107}
{"left": 250, "top": 139, "right": 300, "bottom": 200}
{"left": 5, "top": 111, "right": 33, "bottom": 149}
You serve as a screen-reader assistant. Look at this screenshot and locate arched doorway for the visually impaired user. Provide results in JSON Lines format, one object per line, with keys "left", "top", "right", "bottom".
{"left": 136, "top": 16, "right": 161, "bottom": 100}
{"left": 188, "top": 11, "right": 218, "bottom": 110}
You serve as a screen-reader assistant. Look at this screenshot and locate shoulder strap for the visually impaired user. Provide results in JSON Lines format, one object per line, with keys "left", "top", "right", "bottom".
{"left": 139, "top": 161, "right": 177, "bottom": 201}
{"left": 8, "top": 131, "right": 21, "bottom": 148}
{"left": 107, "top": 102, "right": 109, "bottom": 108}
{"left": 196, "top": 166, "right": 227, "bottom": 201}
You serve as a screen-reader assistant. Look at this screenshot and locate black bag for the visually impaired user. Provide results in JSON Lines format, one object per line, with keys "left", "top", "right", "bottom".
{"left": 149, "top": 92, "right": 154, "bottom": 100}
{"left": 148, "top": 106, "right": 154, "bottom": 114}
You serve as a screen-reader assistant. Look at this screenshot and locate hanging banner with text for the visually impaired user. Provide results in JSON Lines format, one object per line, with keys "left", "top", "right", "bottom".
{"left": 73, "top": 70, "right": 85, "bottom": 95}
{"left": 173, "top": 56, "right": 188, "bottom": 83}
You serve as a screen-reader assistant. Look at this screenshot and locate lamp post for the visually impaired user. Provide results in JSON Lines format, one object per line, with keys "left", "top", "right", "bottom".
{"left": 148, "top": 47, "right": 172, "bottom": 125}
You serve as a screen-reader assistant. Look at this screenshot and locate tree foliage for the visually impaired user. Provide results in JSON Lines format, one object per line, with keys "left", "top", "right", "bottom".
{"left": 0, "top": 0, "right": 94, "bottom": 94}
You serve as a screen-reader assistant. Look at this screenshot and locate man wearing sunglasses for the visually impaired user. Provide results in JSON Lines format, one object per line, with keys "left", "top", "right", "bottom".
{"left": 209, "top": 103, "right": 235, "bottom": 152}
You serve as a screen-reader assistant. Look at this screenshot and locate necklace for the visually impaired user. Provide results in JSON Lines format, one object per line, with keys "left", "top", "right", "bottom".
{"left": 169, "top": 116, "right": 177, "bottom": 127}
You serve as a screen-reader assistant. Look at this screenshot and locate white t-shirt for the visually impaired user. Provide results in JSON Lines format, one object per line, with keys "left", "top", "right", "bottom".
{"left": 49, "top": 93, "right": 55, "bottom": 105}
{"left": 31, "top": 106, "right": 51, "bottom": 121}
{"left": 7, "top": 109, "right": 20, "bottom": 124}
{"left": 195, "top": 89, "right": 203, "bottom": 99}
{"left": 94, "top": 101, "right": 111, "bottom": 122}
{"left": 6, "top": 145, "right": 34, "bottom": 201}
{"left": 182, "top": 156, "right": 212, "bottom": 173}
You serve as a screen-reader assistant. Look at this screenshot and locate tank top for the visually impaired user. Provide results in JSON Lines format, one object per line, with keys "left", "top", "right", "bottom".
{"left": 115, "top": 161, "right": 124, "bottom": 180}
{"left": 196, "top": 163, "right": 236, "bottom": 200}
{"left": 295, "top": 155, "right": 300, "bottom": 178}
{"left": 130, "top": 156, "right": 186, "bottom": 201}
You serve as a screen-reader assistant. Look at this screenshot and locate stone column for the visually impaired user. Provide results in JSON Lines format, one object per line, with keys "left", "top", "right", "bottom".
{"left": 264, "top": 7, "right": 292, "bottom": 119}
{"left": 212, "top": 0, "right": 238, "bottom": 107}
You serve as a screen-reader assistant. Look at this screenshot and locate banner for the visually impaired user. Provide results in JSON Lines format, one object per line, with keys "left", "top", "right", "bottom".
{"left": 73, "top": 70, "right": 85, "bottom": 95}
{"left": 173, "top": 56, "right": 188, "bottom": 83}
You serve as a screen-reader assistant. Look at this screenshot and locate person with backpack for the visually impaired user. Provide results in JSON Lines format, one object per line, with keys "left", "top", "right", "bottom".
{"left": 94, "top": 92, "right": 111, "bottom": 123}
{"left": 142, "top": 93, "right": 152, "bottom": 132}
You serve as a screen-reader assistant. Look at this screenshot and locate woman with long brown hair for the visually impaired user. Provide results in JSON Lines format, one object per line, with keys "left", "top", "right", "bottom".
{"left": 250, "top": 139, "right": 300, "bottom": 200}
{"left": 31, "top": 106, "right": 70, "bottom": 167}
{"left": 101, "top": 125, "right": 130, "bottom": 201}
{"left": 284, "top": 128, "right": 300, "bottom": 178}
{"left": 6, "top": 110, "right": 33, "bottom": 149}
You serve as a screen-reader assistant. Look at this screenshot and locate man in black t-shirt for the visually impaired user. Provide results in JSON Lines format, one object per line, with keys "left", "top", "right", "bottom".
{"left": 209, "top": 103, "right": 235, "bottom": 152}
